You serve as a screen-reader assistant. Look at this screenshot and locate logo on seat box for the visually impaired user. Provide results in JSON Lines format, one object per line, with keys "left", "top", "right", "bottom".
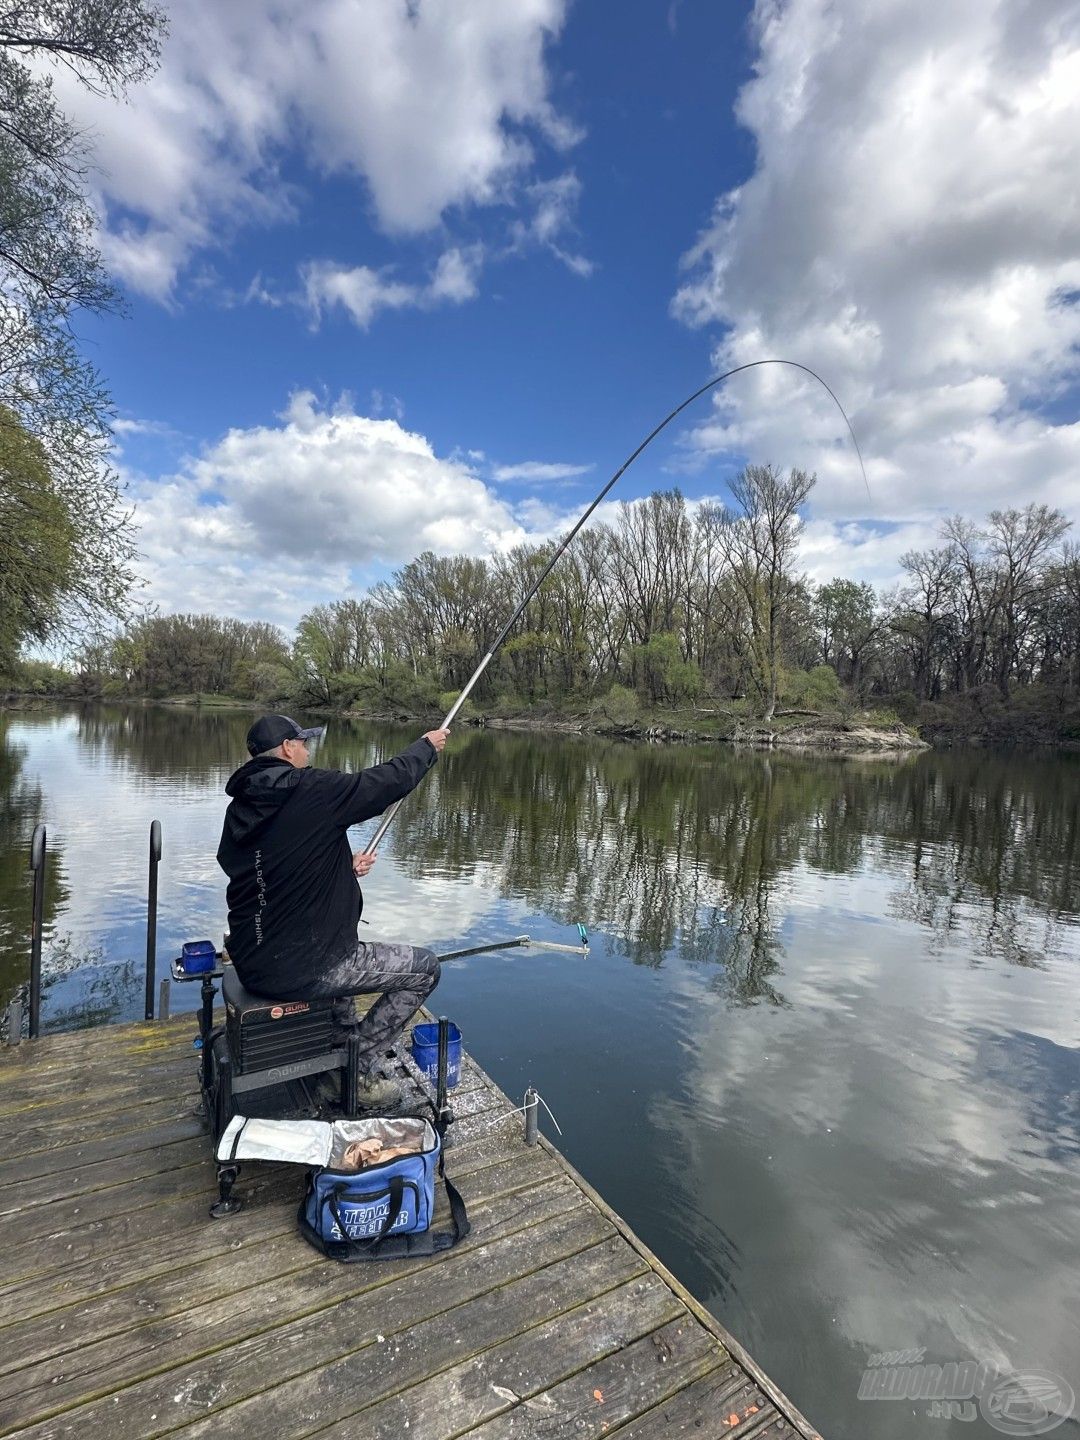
{"left": 265, "top": 1060, "right": 323, "bottom": 1081}
{"left": 268, "top": 1002, "right": 310, "bottom": 1019}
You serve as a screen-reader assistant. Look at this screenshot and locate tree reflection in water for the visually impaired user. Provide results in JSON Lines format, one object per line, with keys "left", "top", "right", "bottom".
{"left": 0, "top": 714, "right": 69, "bottom": 1014}
{"left": 1, "top": 708, "right": 1077, "bottom": 1022}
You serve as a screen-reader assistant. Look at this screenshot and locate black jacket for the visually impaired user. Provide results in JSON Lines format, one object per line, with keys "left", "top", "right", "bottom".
{"left": 216, "top": 738, "right": 437, "bottom": 995}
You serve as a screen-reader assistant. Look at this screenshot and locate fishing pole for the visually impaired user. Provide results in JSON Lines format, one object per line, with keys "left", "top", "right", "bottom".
{"left": 366, "top": 358, "right": 869, "bottom": 852}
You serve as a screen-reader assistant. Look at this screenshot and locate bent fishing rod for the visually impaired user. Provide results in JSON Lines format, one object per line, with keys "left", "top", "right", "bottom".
{"left": 366, "top": 358, "right": 870, "bottom": 853}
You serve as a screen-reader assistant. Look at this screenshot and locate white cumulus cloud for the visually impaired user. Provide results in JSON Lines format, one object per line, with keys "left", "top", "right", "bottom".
{"left": 128, "top": 392, "right": 527, "bottom": 625}
{"left": 302, "top": 246, "right": 483, "bottom": 329}
{"left": 672, "top": 0, "right": 1080, "bottom": 533}
{"left": 51, "top": 0, "right": 578, "bottom": 301}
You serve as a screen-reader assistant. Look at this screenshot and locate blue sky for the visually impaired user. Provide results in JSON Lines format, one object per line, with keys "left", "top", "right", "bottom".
{"left": 58, "top": 0, "right": 1080, "bottom": 626}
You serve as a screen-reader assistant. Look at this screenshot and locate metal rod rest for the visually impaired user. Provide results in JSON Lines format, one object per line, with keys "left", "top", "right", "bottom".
{"left": 28, "top": 824, "right": 46, "bottom": 1040}
{"left": 436, "top": 935, "right": 530, "bottom": 962}
{"left": 145, "top": 820, "right": 162, "bottom": 1021}
{"left": 524, "top": 940, "right": 590, "bottom": 955}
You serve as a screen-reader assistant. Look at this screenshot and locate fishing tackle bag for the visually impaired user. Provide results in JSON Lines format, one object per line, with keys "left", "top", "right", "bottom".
{"left": 296, "top": 1115, "right": 470, "bottom": 1262}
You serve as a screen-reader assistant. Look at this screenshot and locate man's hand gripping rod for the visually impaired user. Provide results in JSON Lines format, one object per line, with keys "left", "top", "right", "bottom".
{"left": 364, "top": 359, "right": 869, "bottom": 854}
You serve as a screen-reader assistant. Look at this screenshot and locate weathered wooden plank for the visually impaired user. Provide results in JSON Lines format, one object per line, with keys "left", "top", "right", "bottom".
{"left": 606, "top": 1366, "right": 774, "bottom": 1439}
{"left": 0, "top": 1031, "right": 181, "bottom": 1079}
{"left": 1, "top": 1015, "right": 489, "bottom": 1092}
{"left": 2, "top": 1097, "right": 201, "bottom": 1164}
{"left": 313, "top": 1272, "right": 687, "bottom": 1440}
{"left": 0, "top": 1157, "right": 216, "bottom": 1249}
{"left": 14, "top": 1211, "right": 625, "bottom": 1439}
{"left": 456, "top": 1319, "right": 730, "bottom": 1440}
{"left": 0, "top": 1017, "right": 822, "bottom": 1440}
{"left": 0, "top": 1136, "right": 210, "bottom": 1219}
{"left": 440, "top": 1084, "right": 504, "bottom": 1121}
{"left": 0, "top": 1023, "right": 183, "bottom": 1068}
{"left": 0, "top": 1061, "right": 199, "bottom": 1117}
{"left": 728, "top": 1418, "right": 800, "bottom": 1439}
{"left": 1, "top": 1009, "right": 493, "bottom": 1073}
{"left": 0, "top": 1134, "right": 550, "bottom": 1321}
{"left": 0, "top": 1116, "right": 207, "bottom": 1189}
{"left": 2, "top": 1066, "right": 492, "bottom": 1172}
{"left": 0, "top": 1169, "right": 294, "bottom": 1299}
{"left": 170, "top": 1232, "right": 645, "bottom": 1440}
{"left": 0, "top": 1178, "right": 587, "bottom": 1432}
{"left": 533, "top": 1135, "right": 824, "bottom": 1440}
{"left": 0, "top": 1167, "right": 581, "bottom": 1383}
{"left": 0, "top": 1098, "right": 523, "bottom": 1274}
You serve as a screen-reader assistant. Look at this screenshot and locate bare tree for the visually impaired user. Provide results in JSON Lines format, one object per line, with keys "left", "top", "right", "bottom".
{"left": 717, "top": 465, "right": 815, "bottom": 721}
{"left": 892, "top": 546, "right": 958, "bottom": 701}
{"left": 985, "top": 505, "right": 1070, "bottom": 698}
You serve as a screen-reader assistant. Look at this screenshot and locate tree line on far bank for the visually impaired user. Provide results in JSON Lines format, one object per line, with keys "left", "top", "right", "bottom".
{"left": 8, "top": 469, "right": 1080, "bottom": 743}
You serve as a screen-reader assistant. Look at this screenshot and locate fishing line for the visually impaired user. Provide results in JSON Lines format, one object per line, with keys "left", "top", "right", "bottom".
{"left": 367, "top": 358, "right": 869, "bottom": 852}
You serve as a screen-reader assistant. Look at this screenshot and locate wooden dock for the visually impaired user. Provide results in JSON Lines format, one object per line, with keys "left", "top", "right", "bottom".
{"left": 0, "top": 1013, "right": 822, "bottom": 1439}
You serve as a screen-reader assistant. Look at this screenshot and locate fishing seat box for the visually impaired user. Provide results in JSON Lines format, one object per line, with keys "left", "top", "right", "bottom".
{"left": 199, "top": 962, "right": 364, "bottom": 1217}
{"left": 223, "top": 965, "right": 339, "bottom": 1075}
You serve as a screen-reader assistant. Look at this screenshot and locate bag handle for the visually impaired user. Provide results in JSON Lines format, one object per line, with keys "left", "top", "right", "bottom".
{"left": 325, "top": 1174, "right": 405, "bottom": 1257}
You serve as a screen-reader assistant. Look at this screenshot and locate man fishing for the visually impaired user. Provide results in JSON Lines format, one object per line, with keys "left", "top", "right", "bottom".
{"left": 216, "top": 714, "right": 449, "bottom": 1108}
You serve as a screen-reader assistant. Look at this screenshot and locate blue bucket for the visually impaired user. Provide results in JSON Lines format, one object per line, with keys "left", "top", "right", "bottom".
{"left": 179, "top": 940, "right": 217, "bottom": 975}
{"left": 411, "top": 1021, "right": 462, "bottom": 1088}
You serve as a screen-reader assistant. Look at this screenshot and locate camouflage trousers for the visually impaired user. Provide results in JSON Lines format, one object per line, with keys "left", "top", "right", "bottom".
{"left": 291, "top": 941, "right": 441, "bottom": 1074}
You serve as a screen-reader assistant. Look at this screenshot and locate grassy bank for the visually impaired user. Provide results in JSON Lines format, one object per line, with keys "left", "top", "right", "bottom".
{"left": 10, "top": 683, "right": 1080, "bottom": 750}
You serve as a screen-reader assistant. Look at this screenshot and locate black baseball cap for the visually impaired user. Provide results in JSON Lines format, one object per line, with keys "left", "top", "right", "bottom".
{"left": 246, "top": 714, "right": 326, "bottom": 756}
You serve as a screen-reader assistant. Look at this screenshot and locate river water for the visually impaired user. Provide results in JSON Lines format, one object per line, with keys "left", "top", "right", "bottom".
{"left": 1, "top": 704, "right": 1078, "bottom": 1439}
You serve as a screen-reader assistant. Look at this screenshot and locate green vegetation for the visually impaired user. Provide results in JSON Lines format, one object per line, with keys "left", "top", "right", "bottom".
{"left": 0, "top": 2, "right": 166, "bottom": 666}
{"left": 4, "top": 472, "right": 1079, "bottom": 747}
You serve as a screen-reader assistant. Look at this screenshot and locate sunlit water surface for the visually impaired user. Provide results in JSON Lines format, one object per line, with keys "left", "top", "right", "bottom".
{"left": 2, "top": 705, "right": 1078, "bottom": 1439}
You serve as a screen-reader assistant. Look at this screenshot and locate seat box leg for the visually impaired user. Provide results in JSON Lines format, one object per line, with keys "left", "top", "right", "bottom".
{"left": 210, "top": 1163, "right": 243, "bottom": 1218}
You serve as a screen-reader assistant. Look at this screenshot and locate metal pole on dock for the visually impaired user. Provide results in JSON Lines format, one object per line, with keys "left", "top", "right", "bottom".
{"left": 523, "top": 1087, "right": 539, "bottom": 1145}
{"left": 145, "top": 820, "right": 162, "bottom": 1021}
{"left": 4, "top": 995, "right": 22, "bottom": 1047}
{"left": 436, "top": 1016, "right": 450, "bottom": 1125}
{"left": 28, "top": 825, "right": 46, "bottom": 1040}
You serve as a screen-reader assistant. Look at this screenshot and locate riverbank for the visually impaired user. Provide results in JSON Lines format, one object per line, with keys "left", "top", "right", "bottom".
{"left": 0, "top": 692, "right": 928, "bottom": 751}
{"left": 471, "top": 710, "right": 928, "bottom": 752}
{"left": 25, "top": 688, "right": 1080, "bottom": 751}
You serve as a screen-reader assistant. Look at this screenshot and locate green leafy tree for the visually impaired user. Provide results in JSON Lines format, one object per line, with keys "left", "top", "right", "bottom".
{"left": 0, "top": 406, "right": 75, "bottom": 669}
{"left": 814, "top": 578, "right": 879, "bottom": 695}
{"left": 0, "top": 1, "right": 166, "bottom": 653}
{"left": 635, "top": 632, "right": 702, "bottom": 705}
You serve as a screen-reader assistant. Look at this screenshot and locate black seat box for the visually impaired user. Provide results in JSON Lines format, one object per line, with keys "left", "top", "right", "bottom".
{"left": 223, "top": 964, "right": 337, "bottom": 1074}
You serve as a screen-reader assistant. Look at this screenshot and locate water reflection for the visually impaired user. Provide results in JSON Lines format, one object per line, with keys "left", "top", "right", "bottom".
{"left": 71, "top": 703, "right": 243, "bottom": 781}
{"left": 0, "top": 715, "right": 69, "bottom": 1010}
{"left": 1, "top": 707, "right": 1078, "bottom": 1439}
{"left": 1, "top": 710, "right": 1078, "bottom": 1018}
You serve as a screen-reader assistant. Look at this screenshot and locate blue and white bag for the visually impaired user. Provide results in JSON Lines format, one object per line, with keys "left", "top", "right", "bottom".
{"left": 297, "top": 1115, "right": 469, "bottom": 1262}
